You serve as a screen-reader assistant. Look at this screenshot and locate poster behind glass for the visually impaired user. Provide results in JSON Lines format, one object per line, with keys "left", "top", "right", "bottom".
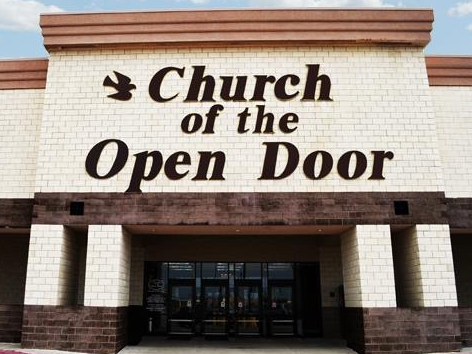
{"left": 144, "top": 262, "right": 168, "bottom": 334}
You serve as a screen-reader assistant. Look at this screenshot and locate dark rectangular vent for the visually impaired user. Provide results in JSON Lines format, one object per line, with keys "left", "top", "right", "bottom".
{"left": 394, "top": 201, "right": 409, "bottom": 216}
{"left": 70, "top": 201, "right": 84, "bottom": 216}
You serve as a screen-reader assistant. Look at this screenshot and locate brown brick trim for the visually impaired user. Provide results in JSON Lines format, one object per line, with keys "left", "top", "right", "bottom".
{"left": 459, "top": 307, "right": 472, "bottom": 346}
{"left": 40, "top": 9, "right": 433, "bottom": 52}
{"left": 21, "top": 305, "right": 127, "bottom": 354}
{"left": 0, "top": 304, "right": 23, "bottom": 343}
{"left": 344, "top": 307, "right": 462, "bottom": 354}
{"left": 0, "top": 198, "right": 34, "bottom": 228}
{"left": 32, "top": 192, "right": 447, "bottom": 226}
{"left": 0, "top": 59, "right": 48, "bottom": 90}
{"left": 426, "top": 56, "right": 472, "bottom": 86}
{"left": 447, "top": 198, "right": 472, "bottom": 230}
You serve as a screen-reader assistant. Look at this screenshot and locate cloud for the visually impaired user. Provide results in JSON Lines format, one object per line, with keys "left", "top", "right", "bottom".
{"left": 249, "top": 0, "right": 395, "bottom": 7}
{"left": 448, "top": 2, "right": 472, "bottom": 17}
{"left": 468, "top": 24, "right": 472, "bottom": 31}
{"left": 0, "top": 0, "right": 63, "bottom": 32}
{"left": 189, "top": 0, "right": 210, "bottom": 3}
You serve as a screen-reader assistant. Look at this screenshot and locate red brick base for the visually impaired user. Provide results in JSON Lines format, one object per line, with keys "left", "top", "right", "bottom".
{"left": 21, "top": 305, "right": 127, "bottom": 354}
{"left": 0, "top": 304, "right": 23, "bottom": 343}
{"left": 459, "top": 307, "right": 472, "bottom": 346}
{"left": 344, "top": 307, "right": 462, "bottom": 354}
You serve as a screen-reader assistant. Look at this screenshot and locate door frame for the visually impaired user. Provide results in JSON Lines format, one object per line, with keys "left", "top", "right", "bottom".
{"left": 200, "top": 278, "right": 230, "bottom": 336}
{"left": 234, "top": 279, "right": 263, "bottom": 336}
{"left": 167, "top": 279, "right": 196, "bottom": 335}
{"left": 267, "top": 279, "right": 296, "bottom": 336}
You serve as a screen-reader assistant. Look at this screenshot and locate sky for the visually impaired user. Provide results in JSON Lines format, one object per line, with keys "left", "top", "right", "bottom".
{"left": 0, "top": 0, "right": 471, "bottom": 59}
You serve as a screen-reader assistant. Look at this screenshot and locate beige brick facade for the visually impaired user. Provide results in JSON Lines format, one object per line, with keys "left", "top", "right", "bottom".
{"left": 1, "top": 7, "right": 472, "bottom": 354}
{"left": 0, "top": 89, "right": 43, "bottom": 198}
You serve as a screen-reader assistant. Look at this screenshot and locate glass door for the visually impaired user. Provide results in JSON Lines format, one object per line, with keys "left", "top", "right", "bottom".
{"left": 201, "top": 281, "right": 229, "bottom": 335}
{"left": 235, "top": 281, "right": 262, "bottom": 336}
{"left": 167, "top": 281, "right": 195, "bottom": 335}
{"left": 267, "top": 282, "right": 295, "bottom": 336}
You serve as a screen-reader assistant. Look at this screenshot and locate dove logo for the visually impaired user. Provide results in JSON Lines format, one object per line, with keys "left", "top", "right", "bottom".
{"left": 103, "top": 71, "right": 136, "bottom": 101}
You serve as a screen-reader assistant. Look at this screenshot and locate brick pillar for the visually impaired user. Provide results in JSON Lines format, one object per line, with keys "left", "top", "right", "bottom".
{"left": 340, "top": 225, "right": 397, "bottom": 354}
{"left": 392, "top": 224, "right": 457, "bottom": 307}
{"left": 341, "top": 225, "right": 397, "bottom": 309}
{"left": 22, "top": 225, "right": 131, "bottom": 354}
{"left": 84, "top": 225, "right": 131, "bottom": 307}
{"left": 24, "top": 224, "right": 78, "bottom": 306}
{"left": 343, "top": 224, "right": 462, "bottom": 354}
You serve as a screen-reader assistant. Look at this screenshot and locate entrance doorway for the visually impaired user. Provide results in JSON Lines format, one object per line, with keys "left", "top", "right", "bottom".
{"left": 143, "top": 262, "right": 322, "bottom": 338}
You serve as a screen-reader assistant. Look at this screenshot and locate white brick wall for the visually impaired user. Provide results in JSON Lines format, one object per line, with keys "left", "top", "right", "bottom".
{"left": 432, "top": 86, "right": 472, "bottom": 198}
{"left": 415, "top": 225, "right": 457, "bottom": 307}
{"left": 24, "top": 225, "right": 79, "bottom": 306}
{"left": 340, "top": 225, "right": 396, "bottom": 308}
{"left": 84, "top": 225, "right": 131, "bottom": 307}
{"left": 32, "top": 47, "right": 444, "bottom": 193}
{"left": 0, "top": 89, "right": 43, "bottom": 198}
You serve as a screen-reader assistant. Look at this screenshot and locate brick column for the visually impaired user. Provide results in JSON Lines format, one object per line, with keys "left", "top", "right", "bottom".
{"left": 22, "top": 225, "right": 131, "bottom": 354}
{"left": 84, "top": 225, "right": 131, "bottom": 307}
{"left": 340, "top": 225, "right": 396, "bottom": 354}
{"left": 342, "top": 224, "right": 462, "bottom": 354}
{"left": 24, "top": 224, "right": 78, "bottom": 306}
{"left": 341, "top": 225, "right": 397, "bottom": 309}
{"left": 393, "top": 224, "right": 457, "bottom": 307}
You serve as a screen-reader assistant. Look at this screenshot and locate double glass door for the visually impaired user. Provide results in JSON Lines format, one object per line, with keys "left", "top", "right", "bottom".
{"left": 201, "top": 280, "right": 229, "bottom": 335}
{"left": 168, "top": 280, "right": 195, "bottom": 335}
{"left": 235, "top": 281, "right": 262, "bottom": 335}
{"left": 267, "top": 282, "right": 295, "bottom": 336}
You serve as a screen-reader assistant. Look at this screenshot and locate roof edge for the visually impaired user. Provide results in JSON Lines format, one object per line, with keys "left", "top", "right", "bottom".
{"left": 39, "top": 8, "right": 434, "bottom": 52}
{"left": 426, "top": 56, "right": 472, "bottom": 87}
{"left": 0, "top": 58, "right": 48, "bottom": 90}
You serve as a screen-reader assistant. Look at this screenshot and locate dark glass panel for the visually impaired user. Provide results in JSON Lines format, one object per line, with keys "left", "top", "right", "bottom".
{"left": 268, "top": 263, "right": 294, "bottom": 280}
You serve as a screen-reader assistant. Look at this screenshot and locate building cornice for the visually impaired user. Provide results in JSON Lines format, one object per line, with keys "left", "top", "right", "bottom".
{"left": 39, "top": 8, "right": 434, "bottom": 51}
{"left": 426, "top": 56, "right": 472, "bottom": 87}
{"left": 0, "top": 59, "right": 48, "bottom": 90}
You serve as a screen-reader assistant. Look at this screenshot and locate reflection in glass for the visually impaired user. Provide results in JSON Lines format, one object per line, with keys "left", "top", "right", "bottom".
{"left": 169, "top": 285, "right": 194, "bottom": 334}
{"left": 204, "top": 286, "right": 227, "bottom": 315}
{"left": 268, "top": 263, "right": 294, "bottom": 279}
{"left": 170, "top": 286, "right": 193, "bottom": 317}
{"left": 236, "top": 286, "right": 260, "bottom": 314}
{"left": 169, "top": 262, "right": 195, "bottom": 279}
{"left": 202, "top": 263, "right": 229, "bottom": 279}
{"left": 270, "top": 286, "right": 293, "bottom": 315}
{"left": 235, "top": 263, "right": 262, "bottom": 279}
{"left": 203, "top": 285, "right": 227, "bottom": 335}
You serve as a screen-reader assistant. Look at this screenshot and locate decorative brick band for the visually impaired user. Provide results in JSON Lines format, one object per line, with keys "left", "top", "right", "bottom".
{"left": 0, "top": 198, "right": 34, "bottom": 228}
{"left": 32, "top": 192, "right": 448, "bottom": 226}
{"left": 0, "top": 304, "right": 23, "bottom": 343}
{"left": 447, "top": 198, "right": 472, "bottom": 230}
{"left": 21, "top": 305, "right": 127, "bottom": 354}
{"left": 459, "top": 307, "right": 472, "bottom": 346}
{"left": 39, "top": 9, "right": 434, "bottom": 51}
{"left": 0, "top": 59, "right": 48, "bottom": 90}
{"left": 344, "top": 307, "right": 462, "bottom": 354}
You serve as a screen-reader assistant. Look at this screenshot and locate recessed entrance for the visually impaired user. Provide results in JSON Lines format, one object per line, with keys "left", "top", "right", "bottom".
{"left": 143, "top": 262, "right": 322, "bottom": 338}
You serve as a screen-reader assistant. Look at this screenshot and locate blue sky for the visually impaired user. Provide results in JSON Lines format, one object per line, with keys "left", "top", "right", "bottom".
{"left": 0, "top": 0, "right": 471, "bottom": 59}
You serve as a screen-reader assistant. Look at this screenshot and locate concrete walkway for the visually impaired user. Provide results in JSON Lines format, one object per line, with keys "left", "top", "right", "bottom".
{"left": 122, "top": 337, "right": 356, "bottom": 354}
{"left": 1, "top": 339, "right": 472, "bottom": 354}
